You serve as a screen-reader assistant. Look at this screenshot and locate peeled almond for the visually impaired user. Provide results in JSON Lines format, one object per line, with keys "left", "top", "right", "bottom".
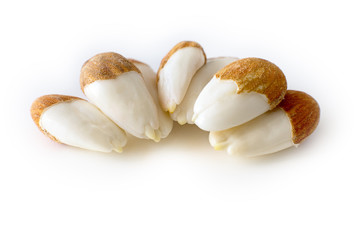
{"left": 193, "top": 58, "right": 287, "bottom": 131}
{"left": 157, "top": 41, "right": 206, "bottom": 113}
{"left": 171, "top": 57, "right": 238, "bottom": 125}
{"left": 30, "top": 94, "right": 127, "bottom": 152}
{"left": 129, "top": 59, "right": 173, "bottom": 139}
{"left": 209, "top": 90, "right": 320, "bottom": 157}
{"left": 80, "top": 52, "right": 161, "bottom": 142}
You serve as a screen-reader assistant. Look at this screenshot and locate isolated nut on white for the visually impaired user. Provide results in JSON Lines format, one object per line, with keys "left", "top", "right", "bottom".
{"left": 193, "top": 58, "right": 287, "bottom": 131}
{"left": 31, "top": 94, "right": 127, "bottom": 152}
{"left": 157, "top": 41, "right": 206, "bottom": 113}
{"left": 209, "top": 90, "right": 320, "bottom": 157}
{"left": 129, "top": 59, "right": 173, "bottom": 139}
{"left": 80, "top": 52, "right": 162, "bottom": 142}
{"left": 170, "top": 57, "right": 238, "bottom": 125}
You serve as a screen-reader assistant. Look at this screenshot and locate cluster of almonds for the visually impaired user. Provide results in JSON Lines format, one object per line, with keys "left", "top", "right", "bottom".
{"left": 31, "top": 41, "right": 320, "bottom": 157}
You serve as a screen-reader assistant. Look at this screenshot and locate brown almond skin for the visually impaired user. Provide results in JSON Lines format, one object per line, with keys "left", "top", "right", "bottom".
{"left": 30, "top": 94, "right": 82, "bottom": 142}
{"left": 157, "top": 41, "right": 207, "bottom": 81}
{"left": 80, "top": 52, "right": 140, "bottom": 92}
{"left": 215, "top": 58, "right": 287, "bottom": 109}
{"left": 128, "top": 58, "right": 147, "bottom": 66}
{"left": 279, "top": 90, "right": 320, "bottom": 144}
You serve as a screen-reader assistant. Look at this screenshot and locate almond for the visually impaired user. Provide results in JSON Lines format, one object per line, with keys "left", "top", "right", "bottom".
{"left": 157, "top": 41, "right": 206, "bottom": 113}
{"left": 31, "top": 94, "right": 127, "bottom": 152}
{"left": 80, "top": 52, "right": 162, "bottom": 142}
{"left": 209, "top": 90, "right": 320, "bottom": 157}
{"left": 193, "top": 57, "right": 287, "bottom": 131}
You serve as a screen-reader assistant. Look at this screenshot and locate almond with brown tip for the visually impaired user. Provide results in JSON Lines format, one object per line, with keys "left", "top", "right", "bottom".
{"left": 193, "top": 57, "right": 287, "bottom": 131}
{"left": 157, "top": 41, "right": 206, "bottom": 113}
{"left": 31, "top": 94, "right": 127, "bottom": 152}
{"left": 80, "top": 52, "right": 163, "bottom": 142}
{"left": 209, "top": 90, "right": 320, "bottom": 157}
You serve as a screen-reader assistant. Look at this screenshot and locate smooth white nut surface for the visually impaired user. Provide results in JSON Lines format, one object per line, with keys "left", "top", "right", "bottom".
{"left": 84, "top": 71, "right": 161, "bottom": 141}
{"left": 209, "top": 108, "right": 294, "bottom": 157}
{"left": 40, "top": 99, "right": 127, "bottom": 152}
{"left": 193, "top": 76, "right": 270, "bottom": 131}
{"left": 158, "top": 47, "right": 206, "bottom": 112}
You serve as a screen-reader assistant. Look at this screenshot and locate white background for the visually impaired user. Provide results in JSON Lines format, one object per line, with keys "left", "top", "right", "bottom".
{"left": 1, "top": 0, "right": 357, "bottom": 239}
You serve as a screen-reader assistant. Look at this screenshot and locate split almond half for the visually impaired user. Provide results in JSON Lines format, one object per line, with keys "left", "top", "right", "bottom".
{"left": 31, "top": 94, "right": 127, "bottom": 152}
{"left": 157, "top": 41, "right": 206, "bottom": 113}
{"left": 209, "top": 90, "right": 320, "bottom": 157}
{"left": 193, "top": 58, "right": 287, "bottom": 131}
{"left": 129, "top": 59, "right": 173, "bottom": 139}
{"left": 80, "top": 52, "right": 162, "bottom": 142}
{"left": 171, "top": 57, "right": 238, "bottom": 125}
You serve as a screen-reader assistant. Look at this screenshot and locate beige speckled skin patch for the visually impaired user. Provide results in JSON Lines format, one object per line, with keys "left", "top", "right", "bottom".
{"left": 278, "top": 90, "right": 320, "bottom": 144}
{"left": 215, "top": 58, "right": 287, "bottom": 109}
{"left": 30, "top": 94, "right": 82, "bottom": 142}
{"left": 80, "top": 52, "right": 140, "bottom": 92}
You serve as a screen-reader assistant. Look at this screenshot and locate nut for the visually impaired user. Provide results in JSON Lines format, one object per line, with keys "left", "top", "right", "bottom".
{"left": 209, "top": 90, "right": 320, "bottom": 157}
{"left": 31, "top": 94, "right": 127, "bottom": 152}
{"left": 157, "top": 41, "right": 206, "bottom": 113}
{"left": 80, "top": 52, "right": 162, "bottom": 142}
{"left": 193, "top": 57, "right": 287, "bottom": 131}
